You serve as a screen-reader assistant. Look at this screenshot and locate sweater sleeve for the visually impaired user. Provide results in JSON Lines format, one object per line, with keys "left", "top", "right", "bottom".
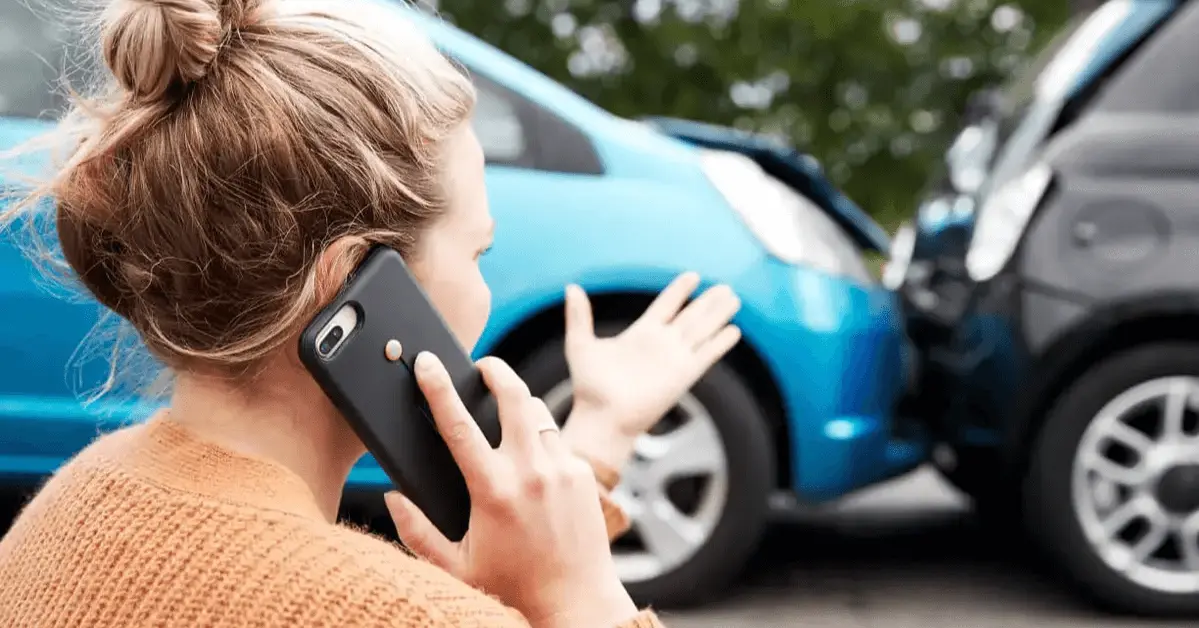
{"left": 338, "top": 524, "right": 666, "bottom": 628}
{"left": 366, "top": 554, "right": 667, "bottom": 628}
{"left": 411, "top": 595, "right": 666, "bottom": 628}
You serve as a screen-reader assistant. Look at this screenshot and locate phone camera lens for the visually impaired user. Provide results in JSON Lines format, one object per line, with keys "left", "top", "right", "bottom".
{"left": 318, "top": 325, "right": 345, "bottom": 356}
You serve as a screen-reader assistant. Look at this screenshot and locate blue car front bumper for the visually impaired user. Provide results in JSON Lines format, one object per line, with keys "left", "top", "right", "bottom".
{"left": 732, "top": 259, "right": 926, "bottom": 502}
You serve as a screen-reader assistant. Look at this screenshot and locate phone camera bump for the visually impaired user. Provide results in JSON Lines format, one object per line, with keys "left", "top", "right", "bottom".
{"left": 318, "top": 325, "right": 345, "bottom": 357}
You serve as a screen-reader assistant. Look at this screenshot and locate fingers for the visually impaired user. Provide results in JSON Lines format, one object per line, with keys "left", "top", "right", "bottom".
{"left": 528, "top": 397, "right": 568, "bottom": 457}
{"left": 696, "top": 324, "right": 742, "bottom": 369}
{"left": 641, "top": 271, "right": 700, "bottom": 324}
{"left": 474, "top": 358, "right": 572, "bottom": 508}
{"left": 476, "top": 356, "right": 553, "bottom": 457}
{"left": 385, "top": 491, "right": 457, "bottom": 569}
{"left": 564, "top": 284, "right": 595, "bottom": 351}
{"left": 672, "top": 284, "right": 741, "bottom": 346}
{"left": 414, "top": 352, "right": 494, "bottom": 488}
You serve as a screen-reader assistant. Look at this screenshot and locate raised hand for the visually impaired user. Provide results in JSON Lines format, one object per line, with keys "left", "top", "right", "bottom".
{"left": 560, "top": 272, "right": 741, "bottom": 471}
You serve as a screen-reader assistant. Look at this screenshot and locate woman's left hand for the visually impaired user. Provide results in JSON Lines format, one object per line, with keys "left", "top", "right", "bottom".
{"left": 558, "top": 272, "right": 742, "bottom": 472}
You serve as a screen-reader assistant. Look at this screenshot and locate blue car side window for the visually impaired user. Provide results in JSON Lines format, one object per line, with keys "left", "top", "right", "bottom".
{"left": 457, "top": 62, "right": 604, "bottom": 176}
{"left": 472, "top": 80, "right": 530, "bottom": 165}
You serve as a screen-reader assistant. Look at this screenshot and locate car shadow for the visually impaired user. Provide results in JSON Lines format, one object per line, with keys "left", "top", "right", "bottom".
{"left": 682, "top": 491, "right": 1181, "bottom": 626}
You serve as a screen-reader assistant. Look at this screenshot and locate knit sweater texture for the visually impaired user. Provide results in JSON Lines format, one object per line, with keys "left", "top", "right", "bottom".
{"left": 0, "top": 415, "right": 664, "bottom": 627}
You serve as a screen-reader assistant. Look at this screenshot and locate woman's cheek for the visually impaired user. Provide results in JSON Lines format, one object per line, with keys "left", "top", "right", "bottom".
{"left": 461, "top": 275, "right": 492, "bottom": 353}
{"left": 411, "top": 256, "right": 491, "bottom": 352}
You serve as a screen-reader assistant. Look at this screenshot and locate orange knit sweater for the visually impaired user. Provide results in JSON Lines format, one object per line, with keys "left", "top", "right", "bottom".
{"left": 0, "top": 416, "right": 664, "bottom": 627}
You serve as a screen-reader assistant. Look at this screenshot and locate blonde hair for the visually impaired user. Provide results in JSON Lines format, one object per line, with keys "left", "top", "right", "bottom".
{"left": 2, "top": 0, "right": 476, "bottom": 380}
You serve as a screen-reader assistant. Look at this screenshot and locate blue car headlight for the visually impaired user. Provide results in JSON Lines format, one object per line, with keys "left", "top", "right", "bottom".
{"left": 699, "top": 149, "right": 874, "bottom": 284}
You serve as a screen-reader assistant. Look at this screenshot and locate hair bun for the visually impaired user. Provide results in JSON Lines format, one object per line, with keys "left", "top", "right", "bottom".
{"left": 101, "top": 0, "right": 224, "bottom": 102}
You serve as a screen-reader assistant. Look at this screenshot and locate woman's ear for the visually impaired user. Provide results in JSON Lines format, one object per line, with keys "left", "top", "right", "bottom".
{"left": 313, "top": 235, "right": 369, "bottom": 305}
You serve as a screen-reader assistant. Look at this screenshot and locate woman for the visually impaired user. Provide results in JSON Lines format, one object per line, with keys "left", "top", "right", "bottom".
{"left": 0, "top": 0, "right": 743, "bottom": 626}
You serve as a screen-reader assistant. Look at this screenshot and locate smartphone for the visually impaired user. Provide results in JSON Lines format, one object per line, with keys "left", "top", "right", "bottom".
{"left": 298, "top": 245, "right": 501, "bottom": 541}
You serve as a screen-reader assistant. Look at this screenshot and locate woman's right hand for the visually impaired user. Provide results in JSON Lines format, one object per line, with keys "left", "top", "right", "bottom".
{"left": 384, "top": 352, "right": 639, "bottom": 628}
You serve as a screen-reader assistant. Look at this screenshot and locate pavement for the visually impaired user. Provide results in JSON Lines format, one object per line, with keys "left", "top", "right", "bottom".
{"left": 2, "top": 467, "right": 1194, "bottom": 627}
{"left": 662, "top": 467, "right": 1195, "bottom": 628}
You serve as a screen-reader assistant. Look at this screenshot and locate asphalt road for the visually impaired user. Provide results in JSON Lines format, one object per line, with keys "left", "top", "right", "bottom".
{"left": 2, "top": 467, "right": 1193, "bottom": 627}
{"left": 662, "top": 467, "right": 1194, "bottom": 628}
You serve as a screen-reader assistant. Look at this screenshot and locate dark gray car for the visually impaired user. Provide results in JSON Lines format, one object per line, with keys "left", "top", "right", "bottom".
{"left": 894, "top": 0, "right": 1199, "bottom": 617}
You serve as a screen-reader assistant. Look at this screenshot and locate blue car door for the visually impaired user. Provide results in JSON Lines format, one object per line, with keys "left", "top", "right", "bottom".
{"left": 469, "top": 70, "right": 600, "bottom": 312}
{"left": 0, "top": 5, "right": 142, "bottom": 478}
{"left": 0, "top": 210, "right": 124, "bottom": 478}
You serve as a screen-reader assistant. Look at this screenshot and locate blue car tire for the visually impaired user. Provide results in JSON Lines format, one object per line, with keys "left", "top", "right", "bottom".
{"left": 516, "top": 324, "right": 775, "bottom": 609}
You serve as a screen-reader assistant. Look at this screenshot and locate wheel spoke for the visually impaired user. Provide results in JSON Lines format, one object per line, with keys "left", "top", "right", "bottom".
{"left": 1101, "top": 496, "right": 1152, "bottom": 538}
{"left": 1161, "top": 379, "right": 1192, "bottom": 443}
{"left": 1131, "top": 509, "right": 1170, "bottom": 562}
{"left": 608, "top": 484, "right": 639, "bottom": 517}
{"left": 1181, "top": 515, "right": 1199, "bottom": 572}
{"left": 640, "top": 416, "right": 724, "bottom": 480}
{"left": 1106, "top": 422, "right": 1154, "bottom": 454}
{"left": 1083, "top": 451, "right": 1148, "bottom": 487}
{"left": 635, "top": 493, "right": 704, "bottom": 568}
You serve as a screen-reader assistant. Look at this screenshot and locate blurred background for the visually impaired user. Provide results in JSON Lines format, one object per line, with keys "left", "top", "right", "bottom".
{"left": 426, "top": 0, "right": 1082, "bottom": 230}
{"left": 4, "top": 0, "right": 1199, "bottom": 626}
{"left": 0, "top": 0, "right": 1083, "bottom": 228}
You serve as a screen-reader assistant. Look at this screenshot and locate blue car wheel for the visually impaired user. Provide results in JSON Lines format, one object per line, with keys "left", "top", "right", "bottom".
{"left": 517, "top": 324, "right": 775, "bottom": 609}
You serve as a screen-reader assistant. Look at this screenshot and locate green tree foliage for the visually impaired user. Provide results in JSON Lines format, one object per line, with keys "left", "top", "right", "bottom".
{"left": 1071, "top": 0, "right": 1107, "bottom": 16}
{"left": 429, "top": 0, "right": 1070, "bottom": 228}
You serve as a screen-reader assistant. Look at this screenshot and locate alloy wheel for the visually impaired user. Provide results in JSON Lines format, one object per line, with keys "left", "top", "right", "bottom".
{"left": 1072, "top": 376, "right": 1199, "bottom": 595}
{"left": 542, "top": 379, "right": 730, "bottom": 583}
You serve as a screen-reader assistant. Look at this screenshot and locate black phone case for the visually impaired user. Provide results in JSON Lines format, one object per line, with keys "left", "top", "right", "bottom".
{"left": 298, "top": 246, "right": 501, "bottom": 541}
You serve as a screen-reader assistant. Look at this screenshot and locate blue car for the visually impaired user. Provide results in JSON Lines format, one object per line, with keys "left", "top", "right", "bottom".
{"left": 0, "top": 0, "right": 924, "bottom": 607}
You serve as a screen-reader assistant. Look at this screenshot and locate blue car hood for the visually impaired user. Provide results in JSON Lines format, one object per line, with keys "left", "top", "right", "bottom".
{"left": 642, "top": 116, "right": 890, "bottom": 253}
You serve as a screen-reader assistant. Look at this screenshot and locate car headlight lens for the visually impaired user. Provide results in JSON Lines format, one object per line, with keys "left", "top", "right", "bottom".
{"left": 882, "top": 222, "right": 916, "bottom": 290}
{"left": 699, "top": 149, "right": 874, "bottom": 284}
{"left": 965, "top": 163, "right": 1054, "bottom": 282}
{"left": 946, "top": 121, "right": 999, "bottom": 194}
